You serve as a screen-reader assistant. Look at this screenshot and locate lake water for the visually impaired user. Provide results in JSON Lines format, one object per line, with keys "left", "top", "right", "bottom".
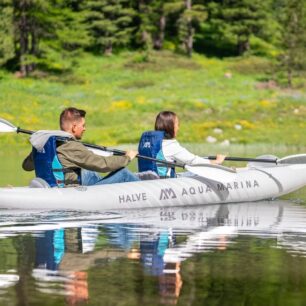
{"left": 0, "top": 145, "right": 305, "bottom": 306}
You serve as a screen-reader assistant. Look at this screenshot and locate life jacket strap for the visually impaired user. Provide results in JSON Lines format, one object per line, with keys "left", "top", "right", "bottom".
{"left": 52, "top": 168, "right": 79, "bottom": 174}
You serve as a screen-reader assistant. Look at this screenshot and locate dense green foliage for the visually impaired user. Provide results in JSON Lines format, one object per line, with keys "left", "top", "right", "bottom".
{"left": 0, "top": 0, "right": 305, "bottom": 85}
{"left": 199, "top": 0, "right": 279, "bottom": 56}
{"left": 0, "top": 0, "right": 14, "bottom": 65}
{"left": 84, "top": 0, "right": 135, "bottom": 55}
{"left": 277, "top": 0, "right": 306, "bottom": 86}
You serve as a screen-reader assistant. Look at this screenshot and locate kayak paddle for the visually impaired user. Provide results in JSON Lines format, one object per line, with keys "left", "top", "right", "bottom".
{"left": 0, "top": 118, "right": 277, "bottom": 164}
{"left": 0, "top": 118, "right": 185, "bottom": 170}
{"left": 0, "top": 118, "right": 235, "bottom": 181}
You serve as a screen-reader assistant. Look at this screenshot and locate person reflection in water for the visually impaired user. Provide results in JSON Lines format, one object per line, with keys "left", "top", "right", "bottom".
{"left": 34, "top": 228, "right": 89, "bottom": 305}
{"left": 159, "top": 262, "right": 183, "bottom": 305}
{"left": 111, "top": 224, "right": 184, "bottom": 305}
{"left": 65, "top": 271, "right": 89, "bottom": 306}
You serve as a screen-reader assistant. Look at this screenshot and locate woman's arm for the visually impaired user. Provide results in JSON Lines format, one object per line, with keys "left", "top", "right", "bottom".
{"left": 162, "top": 140, "right": 225, "bottom": 165}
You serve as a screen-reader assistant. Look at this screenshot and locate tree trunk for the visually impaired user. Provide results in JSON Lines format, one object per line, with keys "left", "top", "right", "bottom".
{"left": 287, "top": 63, "right": 293, "bottom": 87}
{"left": 104, "top": 43, "right": 113, "bottom": 56}
{"left": 19, "top": 1, "right": 29, "bottom": 76}
{"left": 14, "top": 0, "right": 32, "bottom": 76}
{"left": 153, "top": 15, "right": 166, "bottom": 50}
{"left": 237, "top": 39, "right": 250, "bottom": 55}
{"left": 29, "top": 28, "right": 38, "bottom": 72}
{"left": 185, "top": 0, "right": 193, "bottom": 57}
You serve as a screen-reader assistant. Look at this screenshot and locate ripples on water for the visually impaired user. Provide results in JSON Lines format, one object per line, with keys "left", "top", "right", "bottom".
{"left": 0, "top": 193, "right": 305, "bottom": 305}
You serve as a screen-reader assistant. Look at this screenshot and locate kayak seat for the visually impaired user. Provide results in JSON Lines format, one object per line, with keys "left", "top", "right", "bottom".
{"left": 29, "top": 177, "right": 51, "bottom": 188}
{"left": 135, "top": 170, "right": 160, "bottom": 180}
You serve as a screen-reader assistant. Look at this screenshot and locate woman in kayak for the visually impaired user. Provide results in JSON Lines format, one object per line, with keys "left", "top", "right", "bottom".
{"left": 138, "top": 111, "right": 225, "bottom": 177}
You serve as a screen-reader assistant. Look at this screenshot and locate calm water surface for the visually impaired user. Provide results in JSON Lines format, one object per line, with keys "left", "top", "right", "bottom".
{"left": 0, "top": 145, "right": 305, "bottom": 306}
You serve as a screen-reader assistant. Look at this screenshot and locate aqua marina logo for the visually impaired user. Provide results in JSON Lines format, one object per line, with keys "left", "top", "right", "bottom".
{"left": 159, "top": 188, "right": 177, "bottom": 200}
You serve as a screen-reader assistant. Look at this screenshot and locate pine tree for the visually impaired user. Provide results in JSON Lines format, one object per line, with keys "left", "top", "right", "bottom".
{"left": 148, "top": 0, "right": 205, "bottom": 56}
{"left": 177, "top": 0, "right": 206, "bottom": 56}
{"left": 84, "top": 0, "right": 135, "bottom": 55}
{"left": 277, "top": 0, "right": 306, "bottom": 86}
{"left": 11, "top": 0, "right": 89, "bottom": 75}
{"left": 133, "top": 0, "right": 185, "bottom": 56}
{"left": 204, "top": 0, "right": 274, "bottom": 55}
{"left": 0, "top": 0, "right": 14, "bottom": 66}
{"left": 50, "top": 0, "right": 90, "bottom": 53}
{"left": 150, "top": 0, "right": 167, "bottom": 50}
{"left": 131, "top": 0, "right": 154, "bottom": 54}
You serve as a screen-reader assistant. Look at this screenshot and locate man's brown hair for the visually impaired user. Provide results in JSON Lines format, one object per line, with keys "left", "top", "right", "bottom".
{"left": 60, "top": 107, "right": 86, "bottom": 131}
{"left": 154, "top": 111, "right": 177, "bottom": 139}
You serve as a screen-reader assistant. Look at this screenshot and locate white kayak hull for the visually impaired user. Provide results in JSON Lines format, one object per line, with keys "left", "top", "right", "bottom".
{"left": 0, "top": 164, "right": 306, "bottom": 211}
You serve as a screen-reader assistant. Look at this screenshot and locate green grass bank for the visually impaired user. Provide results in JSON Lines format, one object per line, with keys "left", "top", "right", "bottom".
{"left": 0, "top": 51, "right": 305, "bottom": 148}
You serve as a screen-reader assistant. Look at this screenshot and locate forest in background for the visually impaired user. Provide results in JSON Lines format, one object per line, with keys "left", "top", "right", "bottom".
{"left": 0, "top": 0, "right": 305, "bottom": 87}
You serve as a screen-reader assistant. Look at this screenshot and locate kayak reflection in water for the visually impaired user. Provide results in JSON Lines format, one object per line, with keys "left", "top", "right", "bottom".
{"left": 22, "top": 107, "right": 139, "bottom": 188}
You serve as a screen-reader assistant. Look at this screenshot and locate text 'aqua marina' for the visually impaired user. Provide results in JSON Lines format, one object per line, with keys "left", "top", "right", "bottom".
{"left": 118, "top": 180, "right": 260, "bottom": 203}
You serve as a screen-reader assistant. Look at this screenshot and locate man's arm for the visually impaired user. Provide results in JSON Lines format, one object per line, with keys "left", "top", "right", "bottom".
{"left": 57, "top": 141, "right": 132, "bottom": 173}
{"left": 22, "top": 152, "right": 34, "bottom": 171}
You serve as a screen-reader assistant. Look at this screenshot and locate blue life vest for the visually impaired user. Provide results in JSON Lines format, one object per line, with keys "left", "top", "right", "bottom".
{"left": 32, "top": 136, "right": 73, "bottom": 188}
{"left": 138, "top": 131, "right": 175, "bottom": 177}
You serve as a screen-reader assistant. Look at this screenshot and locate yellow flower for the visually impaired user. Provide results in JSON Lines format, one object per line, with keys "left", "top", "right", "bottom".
{"left": 23, "top": 115, "right": 40, "bottom": 125}
{"left": 0, "top": 113, "right": 14, "bottom": 121}
{"left": 194, "top": 102, "right": 206, "bottom": 109}
{"left": 136, "top": 97, "right": 146, "bottom": 105}
{"left": 259, "top": 100, "right": 275, "bottom": 109}
{"left": 109, "top": 100, "right": 132, "bottom": 112}
{"left": 239, "top": 120, "right": 256, "bottom": 129}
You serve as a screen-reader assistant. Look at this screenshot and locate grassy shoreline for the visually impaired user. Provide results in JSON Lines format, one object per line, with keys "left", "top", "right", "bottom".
{"left": 0, "top": 51, "right": 305, "bottom": 146}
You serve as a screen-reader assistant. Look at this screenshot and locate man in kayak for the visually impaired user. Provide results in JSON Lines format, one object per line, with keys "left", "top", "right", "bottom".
{"left": 22, "top": 107, "right": 140, "bottom": 187}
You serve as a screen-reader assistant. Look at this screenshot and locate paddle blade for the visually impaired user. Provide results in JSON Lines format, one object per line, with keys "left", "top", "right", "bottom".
{"left": 278, "top": 154, "right": 306, "bottom": 164}
{"left": 247, "top": 155, "right": 278, "bottom": 168}
{"left": 0, "top": 118, "right": 17, "bottom": 133}
{"left": 185, "top": 164, "right": 236, "bottom": 183}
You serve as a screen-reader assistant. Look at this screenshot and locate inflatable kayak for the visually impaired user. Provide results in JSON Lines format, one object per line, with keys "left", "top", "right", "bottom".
{"left": 0, "top": 154, "right": 306, "bottom": 211}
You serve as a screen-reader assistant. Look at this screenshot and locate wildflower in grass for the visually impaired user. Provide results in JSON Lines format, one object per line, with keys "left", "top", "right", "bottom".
{"left": 194, "top": 101, "right": 206, "bottom": 109}
{"left": 23, "top": 115, "right": 40, "bottom": 125}
{"left": 0, "top": 113, "right": 14, "bottom": 121}
{"left": 136, "top": 97, "right": 146, "bottom": 105}
{"left": 109, "top": 100, "right": 132, "bottom": 112}
{"left": 194, "top": 122, "right": 218, "bottom": 129}
{"left": 239, "top": 120, "right": 256, "bottom": 129}
{"left": 259, "top": 100, "right": 275, "bottom": 109}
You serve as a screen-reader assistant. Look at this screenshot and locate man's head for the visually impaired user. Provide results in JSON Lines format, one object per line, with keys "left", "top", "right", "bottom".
{"left": 59, "top": 107, "right": 86, "bottom": 139}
